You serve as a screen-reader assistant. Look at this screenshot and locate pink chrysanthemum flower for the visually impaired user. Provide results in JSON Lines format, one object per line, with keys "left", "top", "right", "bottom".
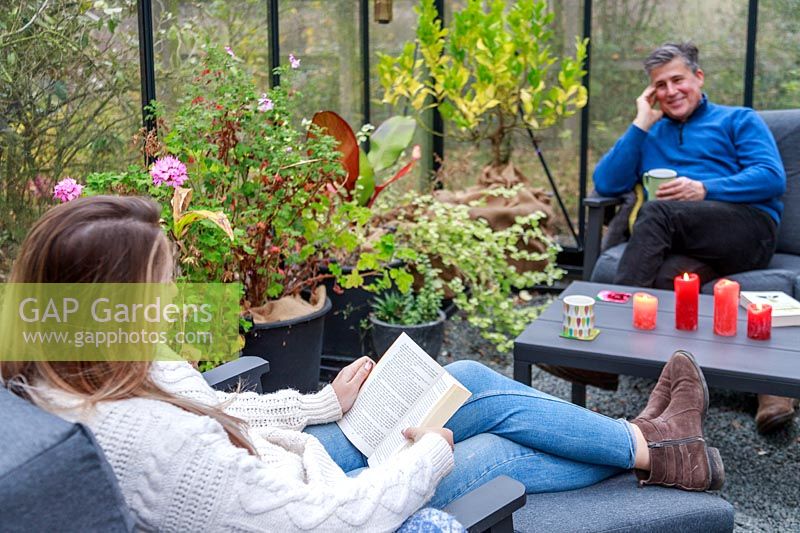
{"left": 53, "top": 177, "right": 83, "bottom": 203}
{"left": 150, "top": 156, "right": 188, "bottom": 188}
{"left": 225, "top": 46, "right": 236, "bottom": 58}
{"left": 289, "top": 53, "right": 300, "bottom": 69}
{"left": 258, "top": 94, "right": 274, "bottom": 112}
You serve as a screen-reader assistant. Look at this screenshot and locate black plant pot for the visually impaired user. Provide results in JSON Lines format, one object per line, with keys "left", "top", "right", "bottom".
{"left": 322, "top": 274, "right": 373, "bottom": 355}
{"left": 369, "top": 310, "right": 447, "bottom": 361}
{"left": 241, "top": 298, "right": 332, "bottom": 393}
{"left": 320, "top": 261, "right": 402, "bottom": 381}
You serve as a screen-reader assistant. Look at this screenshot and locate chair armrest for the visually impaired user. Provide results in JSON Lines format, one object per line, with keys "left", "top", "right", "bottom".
{"left": 582, "top": 195, "right": 624, "bottom": 281}
{"left": 443, "top": 475, "right": 526, "bottom": 533}
{"left": 202, "top": 357, "right": 270, "bottom": 393}
{"left": 583, "top": 195, "right": 623, "bottom": 208}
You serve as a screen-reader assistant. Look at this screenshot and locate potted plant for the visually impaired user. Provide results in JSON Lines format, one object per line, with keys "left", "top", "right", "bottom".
{"left": 368, "top": 260, "right": 447, "bottom": 360}
{"left": 86, "top": 45, "right": 382, "bottom": 392}
{"left": 377, "top": 0, "right": 587, "bottom": 264}
{"left": 377, "top": 191, "right": 564, "bottom": 353}
{"left": 377, "top": 0, "right": 588, "bottom": 179}
{"left": 308, "top": 111, "right": 422, "bottom": 371}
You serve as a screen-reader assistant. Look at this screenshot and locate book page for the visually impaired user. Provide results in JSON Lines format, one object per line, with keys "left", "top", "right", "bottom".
{"left": 367, "top": 373, "right": 453, "bottom": 466}
{"left": 337, "top": 333, "right": 444, "bottom": 457}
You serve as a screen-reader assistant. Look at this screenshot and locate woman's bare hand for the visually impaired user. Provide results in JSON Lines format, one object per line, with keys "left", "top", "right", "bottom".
{"left": 331, "top": 356, "right": 374, "bottom": 414}
{"left": 402, "top": 427, "right": 455, "bottom": 450}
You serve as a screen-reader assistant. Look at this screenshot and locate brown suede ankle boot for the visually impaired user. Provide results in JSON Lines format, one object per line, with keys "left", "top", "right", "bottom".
{"left": 756, "top": 395, "right": 797, "bottom": 434}
{"left": 631, "top": 351, "right": 724, "bottom": 491}
{"left": 633, "top": 350, "right": 707, "bottom": 423}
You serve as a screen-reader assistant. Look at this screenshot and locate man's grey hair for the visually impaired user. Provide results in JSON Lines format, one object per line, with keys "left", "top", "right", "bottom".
{"left": 644, "top": 43, "right": 700, "bottom": 74}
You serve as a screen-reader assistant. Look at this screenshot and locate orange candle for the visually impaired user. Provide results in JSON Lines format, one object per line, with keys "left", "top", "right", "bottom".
{"left": 633, "top": 292, "right": 658, "bottom": 330}
{"left": 713, "top": 278, "right": 740, "bottom": 336}
{"left": 747, "top": 303, "right": 772, "bottom": 340}
{"left": 674, "top": 272, "right": 699, "bottom": 331}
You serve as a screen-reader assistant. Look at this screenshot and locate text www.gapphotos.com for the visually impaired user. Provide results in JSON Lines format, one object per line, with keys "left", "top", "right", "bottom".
{"left": 21, "top": 329, "right": 213, "bottom": 348}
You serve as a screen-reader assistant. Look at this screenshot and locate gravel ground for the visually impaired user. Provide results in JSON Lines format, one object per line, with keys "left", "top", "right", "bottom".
{"left": 438, "top": 310, "right": 800, "bottom": 533}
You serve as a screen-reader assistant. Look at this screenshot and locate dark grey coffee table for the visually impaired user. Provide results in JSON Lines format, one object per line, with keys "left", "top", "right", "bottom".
{"left": 514, "top": 281, "right": 800, "bottom": 406}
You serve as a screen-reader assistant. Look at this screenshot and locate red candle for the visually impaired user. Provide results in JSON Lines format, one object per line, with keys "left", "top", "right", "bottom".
{"left": 713, "top": 278, "right": 740, "bottom": 336}
{"left": 633, "top": 292, "right": 658, "bottom": 330}
{"left": 747, "top": 303, "right": 772, "bottom": 340}
{"left": 674, "top": 272, "right": 699, "bottom": 331}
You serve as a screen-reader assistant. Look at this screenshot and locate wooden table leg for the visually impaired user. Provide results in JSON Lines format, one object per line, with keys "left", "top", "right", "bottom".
{"left": 571, "top": 383, "right": 586, "bottom": 407}
{"left": 513, "top": 360, "right": 532, "bottom": 386}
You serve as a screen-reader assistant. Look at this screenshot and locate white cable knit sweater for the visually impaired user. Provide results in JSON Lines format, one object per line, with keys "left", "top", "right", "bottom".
{"left": 39, "top": 361, "right": 454, "bottom": 532}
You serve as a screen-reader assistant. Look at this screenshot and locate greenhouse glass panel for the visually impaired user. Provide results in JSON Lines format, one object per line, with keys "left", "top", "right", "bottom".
{"left": 369, "top": 0, "right": 431, "bottom": 190}
{"left": 754, "top": 0, "right": 800, "bottom": 110}
{"left": 0, "top": 1, "right": 141, "bottom": 265}
{"left": 152, "top": 0, "right": 270, "bottom": 117}
{"left": 277, "top": 0, "right": 364, "bottom": 128}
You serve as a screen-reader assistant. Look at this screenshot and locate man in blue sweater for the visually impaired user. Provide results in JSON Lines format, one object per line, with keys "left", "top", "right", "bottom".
{"left": 592, "top": 42, "right": 793, "bottom": 433}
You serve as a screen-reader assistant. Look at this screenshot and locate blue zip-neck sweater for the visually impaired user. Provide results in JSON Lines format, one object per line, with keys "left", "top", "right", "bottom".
{"left": 593, "top": 95, "right": 786, "bottom": 224}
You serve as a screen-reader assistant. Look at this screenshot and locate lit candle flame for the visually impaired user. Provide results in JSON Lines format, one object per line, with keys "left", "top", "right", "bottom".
{"left": 683, "top": 273, "right": 690, "bottom": 281}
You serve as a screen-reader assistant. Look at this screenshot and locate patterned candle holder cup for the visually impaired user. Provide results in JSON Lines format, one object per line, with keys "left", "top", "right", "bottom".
{"left": 561, "top": 295, "right": 600, "bottom": 341}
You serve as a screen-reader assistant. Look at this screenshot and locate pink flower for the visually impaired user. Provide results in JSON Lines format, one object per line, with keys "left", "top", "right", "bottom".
{"left": 258, "top": 94, "right": 274, "bottom": 112}
{"left": 53, "top": 177, "right": 83, "bottom": 203}
{"left": 150, "top": 156, "right": 188, "bottom": 188}
{"left": 225, "top": 46, "right": 236, "bottom": 58}
{"left": 289, "top": 53, "right": 300, "bottom": 69}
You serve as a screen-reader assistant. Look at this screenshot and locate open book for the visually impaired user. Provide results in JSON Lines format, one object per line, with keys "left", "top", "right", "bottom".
{"left": 337, "top": 333, "right": 471, "bottom": 467}
{"left": 740, "top": 291, "right": 800, "bottom": 327}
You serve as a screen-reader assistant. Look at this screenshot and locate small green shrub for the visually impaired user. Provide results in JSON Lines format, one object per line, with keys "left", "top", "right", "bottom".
{"left": 377, "top": 191, "right": 564, "bottom": 352}
{"left": 372, "top": 265, "right": 443, "bottom": 325}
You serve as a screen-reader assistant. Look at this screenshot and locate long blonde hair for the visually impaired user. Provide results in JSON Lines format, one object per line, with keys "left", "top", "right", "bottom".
{"left": 1, "top": 195, "right": 257, "bottom": 455}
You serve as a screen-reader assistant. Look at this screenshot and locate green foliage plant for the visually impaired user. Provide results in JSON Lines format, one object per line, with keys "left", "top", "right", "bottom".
{"left": 87, "top": 45, "right": 409, "bottom": 312}
{"left": 377, "top": 0, "right": 588, "bottom": 168}
{"left": 377, "top": 191, "right": 564, "bottom": 351}
{"left": 371, "top": 258, "right": 444, "bottom": 326}
{"left": 310, "top": 112, "right": 421, "bottom": 208}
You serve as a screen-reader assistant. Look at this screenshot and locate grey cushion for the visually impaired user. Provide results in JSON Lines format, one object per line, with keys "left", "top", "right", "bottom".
{"left": 701, "top": 269, "right": 798, "bottom": 295}
{"left": 758, "top": 110, "right": 800, "bottom": 255}
{"left": 591, "top": 243, "right": 626, "bottom": 284}
{"left": 795, "top": 275, "right": 800, "bottom": 299}
{"left": 513, "top": 472, "right": 733, "bottom": 533}
{"left": 0, "top": 388, "right": 134, "bottom": 532}
{"left": 768, "top": 252, "right": 800, "bottom": 273}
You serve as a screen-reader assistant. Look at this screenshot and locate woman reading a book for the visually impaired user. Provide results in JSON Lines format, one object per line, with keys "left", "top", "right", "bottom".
{"left": 1, "top": 196, "right": 724, "bottom": 532}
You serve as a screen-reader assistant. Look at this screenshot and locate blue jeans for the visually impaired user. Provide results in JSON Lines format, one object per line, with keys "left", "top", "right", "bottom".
{"left": 305, "top": 360, "right": 636, "bottom": 508}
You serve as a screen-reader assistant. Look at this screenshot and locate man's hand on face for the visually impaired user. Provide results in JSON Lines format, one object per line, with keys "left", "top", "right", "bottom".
{"left": 655, "top": 177, "right": 707, "bottom": 201}
{"left": 633, "top": 86, "right": 664, "bottom": 132}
